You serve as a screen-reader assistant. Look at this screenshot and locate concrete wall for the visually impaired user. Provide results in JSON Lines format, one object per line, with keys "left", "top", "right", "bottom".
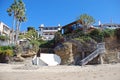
{"left": 0, "top": 40, "right": 9, "bottom": 46}
{"left": 0, "top": 22, "right": 10, "bottom": 36}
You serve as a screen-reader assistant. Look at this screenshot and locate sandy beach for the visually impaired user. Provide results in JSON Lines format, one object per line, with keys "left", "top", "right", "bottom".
{"left": 0, "top": 63, "right": 120, "bottom": 80}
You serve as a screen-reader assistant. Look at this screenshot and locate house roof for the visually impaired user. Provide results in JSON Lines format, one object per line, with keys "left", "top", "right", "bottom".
{"left": 62, "top": 20, "right": 82, "bottom": 28}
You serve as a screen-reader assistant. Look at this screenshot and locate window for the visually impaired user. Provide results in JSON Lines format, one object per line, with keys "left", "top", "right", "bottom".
{"left": 44, "top": 33, "right": 48, "bottom": 35}
{"left": 44, "top": 27, "right": 48, "bottom": 30}
{"left": 54, "top": 27, "right": 58, "bottom": 30}
{"left": 49, "top": 33, "right": 53, "bottom": 35}
{"left": 3, "top": 25, "right": 9, "bottom": 32}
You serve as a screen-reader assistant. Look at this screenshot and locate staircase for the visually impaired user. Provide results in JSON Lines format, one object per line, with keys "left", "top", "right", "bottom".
{"left": 79, "top": 43, "right": 106, "bottom": 66}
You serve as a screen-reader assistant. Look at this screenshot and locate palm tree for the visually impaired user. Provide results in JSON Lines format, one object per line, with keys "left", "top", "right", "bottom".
{"left": 15, "top": 0, "right": 27, "bottom": 44}
{"left": 77, "top": 14, "right": 95, "bottom": 34}
{"left": 7, "top": 0, "right": 26, "bottom": 44}
{"left": 7, "top": 0, "right": 18, "bottom": 44}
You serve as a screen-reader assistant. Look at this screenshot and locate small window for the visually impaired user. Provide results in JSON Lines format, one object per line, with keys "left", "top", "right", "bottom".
{"left": 49, "top": 33, "right": 53, "bottom": 35}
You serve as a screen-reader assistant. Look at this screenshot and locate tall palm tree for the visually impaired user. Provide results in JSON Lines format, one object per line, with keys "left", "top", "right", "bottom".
{"left": 7, "top": 0, "right": 26, "bottom": 44}
{"left": 15, "top": 0, "right": 27, "bottom": 44}
{"left": 77, "top": 14, "right": 95, "bottom": 34}
{"left": 7, "top": 0, "right": 18, "bottom": 44}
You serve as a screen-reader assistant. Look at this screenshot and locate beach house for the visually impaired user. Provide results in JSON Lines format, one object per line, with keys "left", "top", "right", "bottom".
{"left": 38, "top": 24, "right": 61, "bottom": 40}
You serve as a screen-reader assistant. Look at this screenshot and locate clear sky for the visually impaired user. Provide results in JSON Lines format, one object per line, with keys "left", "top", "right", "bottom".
{"left": 0, "top": 0, "right": 120, "bottom": 31}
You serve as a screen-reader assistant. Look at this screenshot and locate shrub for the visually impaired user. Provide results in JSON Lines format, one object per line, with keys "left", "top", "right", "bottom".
{"left": 102, "top": 29, "right": 115, "bottom": 38}
{"left": 0, "top": 46, "right": 13, "bottom": 50}
{"left": 72, "top": 28, "right": 83, "bottom": 33}
{"left": 4, "top": 50, "right": 13, "bottom": 56}
{"left": 89, "top": 29, "right": 101, "bottom": 36}
{"left": 74, "top": 36, "right": 92, "bottom": 43}
{"left": 54, "top": 32, "right": 64, "bottom": 44}
{"left": 89, "top": 29, "right": 104, "bottom": 42}
{"left": 30, "top": 40, "right": 40, "bottom": 52}
{"left": 39, "top": 40, "right": 55, "bottom": 48}
{"left": 0, "top": 46, "right": 13, "bottom": 56}
{"left": 0, "top": 35, "right": 9, "bottom": 41}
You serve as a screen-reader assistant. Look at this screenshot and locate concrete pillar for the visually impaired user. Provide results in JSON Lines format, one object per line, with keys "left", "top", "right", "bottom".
{"left": 36, "top": 57, "right": 39, "bottom": 65}
{"left": 69, "top": 44, "right": 74, "bottom": 64}
{"left": 99, "top": 54, "right": 103, "bottom": 64}
{"left": 82, "top": 52, "right": 85, "bottom": 59}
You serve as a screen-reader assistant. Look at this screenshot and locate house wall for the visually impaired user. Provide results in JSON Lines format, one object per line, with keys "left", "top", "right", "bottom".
{"left": 0, "top": 22, "right": 10, "bottom": 36}
{"left": 0, "top": 40, "right": 9, "bottom": 46}
{"left": 0, "top": 22, "right": 4, "bottom": 35}
{"left": 39, "top": 25, "right": 60, "bottom": 40}
{"left": 0, "top": 22, "right": 11, "bottom": 46}
{"left": 62, "top": 21, "right": 83, "bottom": 34}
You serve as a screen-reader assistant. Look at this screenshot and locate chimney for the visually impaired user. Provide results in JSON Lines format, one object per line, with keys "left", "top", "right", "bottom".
{"left": 98, "top": 20, "right": 101, "bottom": 25}
{"left": 40, "top": 24, "right": 44, "bottom": 27}
{"left": 58, "top": 24, "right": 61, "bottom": 27}
{"left": 58, "top": 24, "right": 61, "bottom": 30}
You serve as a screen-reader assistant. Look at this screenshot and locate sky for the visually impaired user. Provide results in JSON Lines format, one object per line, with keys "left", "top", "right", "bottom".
{"left": 0, "top": 0, "right": 120, "bottom": 31}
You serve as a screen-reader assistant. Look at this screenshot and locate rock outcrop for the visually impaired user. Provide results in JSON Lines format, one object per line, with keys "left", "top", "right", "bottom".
{"left": 54, "top": 42, "right": 76, "bottom": 65}
{"left": 21, "top": 50, "right": 36, "bottom": 58}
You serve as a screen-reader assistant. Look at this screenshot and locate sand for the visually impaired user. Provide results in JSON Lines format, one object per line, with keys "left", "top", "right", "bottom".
{"left": 0, "top": 63, "right": 120, "bottom": 80}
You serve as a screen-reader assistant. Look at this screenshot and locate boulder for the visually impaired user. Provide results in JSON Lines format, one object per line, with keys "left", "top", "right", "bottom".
{"left": 21, "top": 50, "right": 36, "bottom": 58}
{"left": 54, "top": 42, "right": 77, "bottom": 65}
{"left": 13, "top": 56, "right": 25, "bottom": 62}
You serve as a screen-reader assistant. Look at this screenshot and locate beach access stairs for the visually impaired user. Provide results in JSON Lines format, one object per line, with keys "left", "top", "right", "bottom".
{"left": 79, "top": 42, "right": 106, "bottom": 66}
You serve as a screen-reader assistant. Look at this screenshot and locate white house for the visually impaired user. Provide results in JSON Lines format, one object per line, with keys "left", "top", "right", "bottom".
{"left": 38, "top": 24, "right": 61, "bottom": 40}
{"left": 0, "top": 22, "right": 11, "bottom": 46}
{"left": 0, "top": 22, "right": 11, "bottom": 36}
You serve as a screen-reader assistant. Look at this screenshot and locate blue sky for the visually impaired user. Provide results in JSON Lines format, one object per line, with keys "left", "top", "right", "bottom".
{"left": 0, "top": 0, "right": 120, "bottom": 31}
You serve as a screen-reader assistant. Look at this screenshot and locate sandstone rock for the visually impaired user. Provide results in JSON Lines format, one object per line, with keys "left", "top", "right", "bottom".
{"left": 54, "top": 42, "right": 75, "bottom": 65}
{"left": 21, "top": 50, "right": 36, "bottom": 58}
{"left": 13, "top": 56, "right": 25, "bottom": 62}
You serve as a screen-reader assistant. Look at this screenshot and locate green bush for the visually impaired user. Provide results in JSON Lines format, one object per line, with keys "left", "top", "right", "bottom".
{"left": 4, "top": 50, "right": 13, "bottom": 56}
{"left": 89, "top": 29, "right": 104, "bottom": 42}
{"left": 89, "top": 29, "right": 101, "bottom": 36}
{"left": 30, "top": 40, "right": 40, "bottom": 52}
{"left": 0, "top": 46, "right": 13, "bottom": 56}
{"left": 0, "top": 35, "right": 9, "bottom": 41}
{"left": 89, "top": 29, "right": 116, "bottom": 42}
{"left": 39, "top": 40, "right": 55, "bottom": 48}
{"left": 0, "top": 46, "right": 13, "bottom": 50}
{"left": 102, "top": 29, "right": 115, "bottom": 37}
{"left": 54, "top": 32, "right": 64, "bottom": 44}
{"left": 74, "top": 36, "right": 92, "bottom": 43}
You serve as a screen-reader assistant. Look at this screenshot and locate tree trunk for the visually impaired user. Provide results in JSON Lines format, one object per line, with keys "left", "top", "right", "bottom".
{"left": 11, "top": 16, "right": 16, "bottom": 45}
{"left": 15, "top": 20, "right": 19, "bottom": 45}
{"left": 83, "top": 25, "right": 87, "bottom": 34}
{"left": 16, "top": 22, "right": 21, "bottom": 45}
